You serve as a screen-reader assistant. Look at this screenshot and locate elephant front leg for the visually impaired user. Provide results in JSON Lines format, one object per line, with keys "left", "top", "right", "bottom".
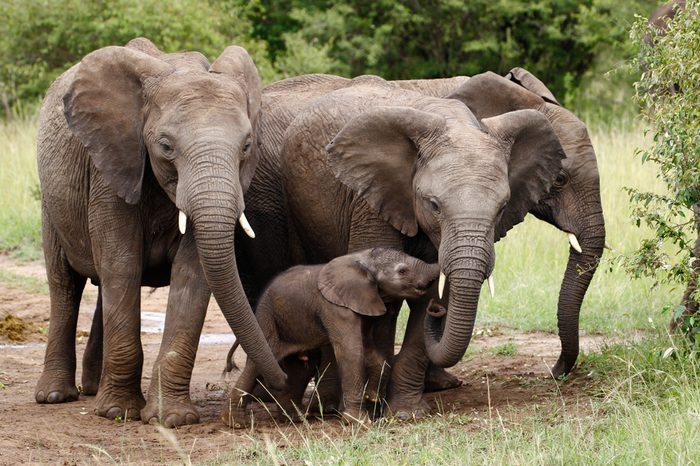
{"left": 94, "top": 268, "right": 145, "bottom": 420}
{"left": 385, "top": 295, "right": 434, "bottom": 420}
{"left": 141, "top": 234, "right": 210, "bottom": 428}
{"left": 35, "top": 221, "right": 86, "bottom": 404}
{"left": 327, "top": 313, "right": 369, "bottom": 424}
{"left": 363, "top": 307, "right": 399, "bottom": 409}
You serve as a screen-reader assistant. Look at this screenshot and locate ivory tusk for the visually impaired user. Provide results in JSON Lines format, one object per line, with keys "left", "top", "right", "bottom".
{"left": 487, "top": 275, "right": 495, "bottom": 298}
{"left": 178, "top": 210, "right": 187, "bottom": 235}
{"left": 604, "top": 241, "right": 613, "bottom": 251}
{"left": 239, "top": 212, "right": 256, "bottom": 239}
{"left": 567, "top": 233, "right": 582, "bottom": 253}
{"left": 438, "top": 271, "right": 446, "bottom": 299}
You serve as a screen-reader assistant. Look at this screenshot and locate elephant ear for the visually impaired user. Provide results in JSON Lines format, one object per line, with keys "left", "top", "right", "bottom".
{"left": 481, "top": 109, "right": 565, "bottom": 240}
{"left": 318, "top": 254, "right": 386, "bottom": 317}
{"left": 505, "top": 67, "right": 560, "bottom": 106}
{"left": 125, "top": 37, "right": 164, "bottom": 57}
{"left": 446, "top": 71, "right": 544, "bottom": 119}
{"left": 63, "top": 46, "right": 172, "bottom": 204}
{"left": 326, "top": 106, "right": 447, "bottom": 237}
{"left": 210, "top": 46, "right": 262, "bottom": 125}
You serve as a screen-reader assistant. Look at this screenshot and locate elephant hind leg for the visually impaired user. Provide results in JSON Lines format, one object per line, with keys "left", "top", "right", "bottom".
{"left": 36, "top": 219, "right": 86, "bottom": 404}
{"left": 81, "top": 288, "right": 103, "bottom": 396}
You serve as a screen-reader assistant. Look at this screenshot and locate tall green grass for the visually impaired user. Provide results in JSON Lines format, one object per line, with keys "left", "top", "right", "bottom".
{"left": 0, "top": 116, "right": 42, "bottom": 259}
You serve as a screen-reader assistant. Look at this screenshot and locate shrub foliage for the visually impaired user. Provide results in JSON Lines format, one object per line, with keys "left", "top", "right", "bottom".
{"left": 2, "top": 0, "right": 656, "bottom": 117}
{"left": 628, "top": 1, "right": 700, "bottom": 342}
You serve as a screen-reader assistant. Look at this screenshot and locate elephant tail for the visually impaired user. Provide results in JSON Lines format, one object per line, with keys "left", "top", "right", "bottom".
{"left": 224, "top": 340, "right": 241, "bottom": 374}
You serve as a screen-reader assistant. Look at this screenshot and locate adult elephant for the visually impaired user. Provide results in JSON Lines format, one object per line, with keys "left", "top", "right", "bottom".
{"left": 395, "top": 69, "right": 606, "bottom": 376}
{"left": 35, "top": 37, "right": 286, "bottom": 427}
{"left": 270, "top": 76, "right": 565, "bottom": 416}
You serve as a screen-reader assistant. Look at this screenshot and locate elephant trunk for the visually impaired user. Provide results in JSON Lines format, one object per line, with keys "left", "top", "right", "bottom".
{"left": 424, "top": 232, "right": 492, "bottom": 367}
{"left": 552, "top": 209, "right": 606, "bottom": 377}
{"left": 187, "top": 171, "right": 287, "bottom": 390}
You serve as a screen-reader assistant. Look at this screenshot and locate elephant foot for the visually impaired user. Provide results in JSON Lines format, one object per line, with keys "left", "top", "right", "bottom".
{"left": 94, "top": 388, "right": 145, "bottom": 421}
{"left": 222, "top": 399, "right": 301, "bottom": 428}
{"left": 307, "top": 395, "right": 340, "bottom": 417}
{"left": 141, "top": 396, "right": 200, "bottom": 428}
{"left": 35, "top": 370, "right": 79, "bottom": 404}
{"left": 424, "top": 366, "right": 462, "bottom": 392}
{"left": 341, "top": 408, "right": 370, "bottom": 426}
{"left": 80, "top": 372, "right": 101, "bottom": 396}
{"left": 386, "top": 396, "right": 431, "bottom": 421}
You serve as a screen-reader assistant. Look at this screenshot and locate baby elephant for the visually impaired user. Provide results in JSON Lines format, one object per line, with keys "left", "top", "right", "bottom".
{"left": 222, "top": 247, "right": 439, "bottom": 426}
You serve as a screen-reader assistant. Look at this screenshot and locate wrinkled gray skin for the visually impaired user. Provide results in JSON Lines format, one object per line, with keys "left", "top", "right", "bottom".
{"left": 36, "top": 37, "right": 286, "bottom": 428}
{"left": 239, "top": 74, "right": 565, "bottom": 418}
{"left": 223, "top": 248, "right": 440, "bottom": 427}
{"left": 237, "top": 68, "right": 604, "bottom": 417}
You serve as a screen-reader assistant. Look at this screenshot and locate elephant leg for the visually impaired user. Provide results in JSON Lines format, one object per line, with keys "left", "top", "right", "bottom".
{"left": 385, "top": 294, "right": 434, "bottom": 420}
{"left": 35, "top": 219, "right": 86, "bottom": 404}
{"left": 283, "top": 353, "right": 317, "bottom": 408}
{"left": 222, "top": 360, "right": 258, "bottom": 428}
{"left": 307, "top": 345, "right": 342, "bottom": 415}
{"left": 142, "top": 233, "right": 210, "bottom": 427}
{"left": 81, "top": 288, "right": 103, "bottom": 396}
{"left": 327, "top": 314, "right": 367, "bottom": 423}
{"left": 364, "top": 308, "right": 399, "bottom": 408}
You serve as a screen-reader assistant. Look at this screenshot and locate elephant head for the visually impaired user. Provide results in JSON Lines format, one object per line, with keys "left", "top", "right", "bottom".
{"left": 318, "top": 248, "right": 440, "bottom": 316}
{"left": 325, "top": 96, "right": 565, "bottom": 367}
{"left": 62, "top": 38, "right": 285, "bottom": 388}
{"left": 447, "top": 68, "right": 606, "bottom": 375}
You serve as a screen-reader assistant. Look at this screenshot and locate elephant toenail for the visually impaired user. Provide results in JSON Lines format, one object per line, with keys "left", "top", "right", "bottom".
{"left": 164, "top": 414, "right": 180, "bottom": 428}
{"left": 46, "top": 391, "right": 62, "bottom": 403}
{"left": 185, "top": 413, "right": 198, "bottom": 425}
{"left": 35, "top": 391, "right": 45, "bottom": 403}
{"left": 396, "top": 411, "right": 410, "bottom": 421}
{"left": 147, "top": 417, "right": 160, "bottom": 425}
{"left": 106, "top": 407, "right": 123, "bottom": 419}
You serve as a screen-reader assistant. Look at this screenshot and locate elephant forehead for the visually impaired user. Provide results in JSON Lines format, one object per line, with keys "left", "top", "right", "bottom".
{"left": 150, "top": 73, "right": 247, "bottom": 109}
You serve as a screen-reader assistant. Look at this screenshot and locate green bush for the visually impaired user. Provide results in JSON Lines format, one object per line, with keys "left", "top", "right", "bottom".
{"left": 0, "top": 0, "right": 276, "bottom": 115}
{"left": 627, "top": 1, "right": 700, "bottom": 343}
{"left": 1, "top": 0, "right": 659, "bottom": 120}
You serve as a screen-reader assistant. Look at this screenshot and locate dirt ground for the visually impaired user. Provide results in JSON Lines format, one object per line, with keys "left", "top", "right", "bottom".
{"left": 0, "top": 254, "right": 614, "bottom": 465}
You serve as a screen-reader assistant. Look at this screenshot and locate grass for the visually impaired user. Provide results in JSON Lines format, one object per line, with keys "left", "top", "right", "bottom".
{"left": 211, "top": 334, "right": 700, "bottom": 465}
{"left": 0, "top": 269, "right": 49, "bottom": 294}
{"left": 0, "top": 115, "right": 42, "bottom": 260}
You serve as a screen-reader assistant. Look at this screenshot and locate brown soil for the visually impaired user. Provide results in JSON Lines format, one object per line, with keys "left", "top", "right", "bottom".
{"left": 0, "top": 254, "right": 614, "bottom": 465}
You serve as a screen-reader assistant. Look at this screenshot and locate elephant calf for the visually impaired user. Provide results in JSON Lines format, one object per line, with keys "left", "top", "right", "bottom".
{"left": 222, "top": 248, "right": 440, "bottom": 427}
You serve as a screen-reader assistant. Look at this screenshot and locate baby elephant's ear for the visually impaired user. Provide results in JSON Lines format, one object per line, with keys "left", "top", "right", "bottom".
{"left": 318, "top": 255, "right": 387, "bottom": 316}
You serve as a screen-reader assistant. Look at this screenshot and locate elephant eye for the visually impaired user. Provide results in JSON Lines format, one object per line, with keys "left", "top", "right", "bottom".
{"left": 553, "top": 171, "right": 569, "bottom": 188}
{"left": 429, "top": 198, "right": 441, "bottom": 214}
{"left": 397, "top": 265, "right": 408, "bottom": 275}
{"left": 241, "top": 136, "right": 252, "bottom": 157}
{"left": 157, "top": 138, "right": 174, "bottom": 158}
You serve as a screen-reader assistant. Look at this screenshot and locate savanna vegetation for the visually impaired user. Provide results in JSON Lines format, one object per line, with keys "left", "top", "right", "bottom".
{"left": 0, "top": 0, "right": 698, "bottom": 463}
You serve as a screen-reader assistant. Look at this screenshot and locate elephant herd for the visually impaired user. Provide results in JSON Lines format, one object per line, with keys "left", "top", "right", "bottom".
{"left": 34, "top": 37, "right": 605, "bottom": 428}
